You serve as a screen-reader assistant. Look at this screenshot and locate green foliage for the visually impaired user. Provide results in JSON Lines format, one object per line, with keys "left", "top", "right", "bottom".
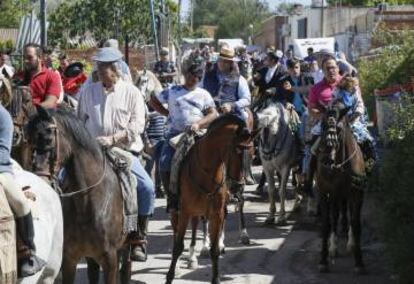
{"left": 189, "top": 0, "right": 270, "bottom": 41}
{"left": 379, "top": 125, "right": 414, "bottom": 283}
{"left": 326, "top": 0, "right": 414, "bottom": 6}
{"left": 0, "top": 40, "right": 15, "bottom": 53}
{"left": 48, "top": 0, "right": 160, "bottom": 47}
{"left": 0, "top": 0, "right": 31, "bottom": 28}
{"left": 357, "top": 28, "right": 414, "bottom": 112}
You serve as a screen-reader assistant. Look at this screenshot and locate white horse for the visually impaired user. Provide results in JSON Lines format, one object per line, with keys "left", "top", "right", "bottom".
{"left": 256, "top": 103, "right": 302, "bottom": 225}
{"left": 11, "top": 161, "right": 63, "bottom": 284}
{"left": 134, "top": 69, "right": 163, "bottom": 101}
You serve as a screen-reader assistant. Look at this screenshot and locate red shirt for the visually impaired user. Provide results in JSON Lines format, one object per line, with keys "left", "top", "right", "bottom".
{"left": 30, "top": 67, "right": 62, "bottom": 106}
{"left": 308, "top": 76, "right": 342, "bottom": 111}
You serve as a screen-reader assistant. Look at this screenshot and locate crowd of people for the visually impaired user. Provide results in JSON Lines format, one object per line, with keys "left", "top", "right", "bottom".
{"left": 0, "top": 39, "right": 376, "bottom": 278}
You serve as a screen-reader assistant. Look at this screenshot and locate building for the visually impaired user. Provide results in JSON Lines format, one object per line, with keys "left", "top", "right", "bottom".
{"left": 253, "top": 4, "right": 414, "bottom": 60}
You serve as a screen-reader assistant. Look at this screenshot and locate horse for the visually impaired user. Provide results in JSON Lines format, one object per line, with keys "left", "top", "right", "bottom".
{"left": 315, "top": 103, "right": 366, "bottom": 273}
{"left": 255, "top": 102, "right": 303, "bottom": 225}
{"left": 26, "top": 107, "right": 132, "bottom": 284}
{"left": 166, "top": 114, "right": 259, "bottom": 284}
{"left": 2, "top": 160, "right": 63, "bottom": 284}
{"left": 134, "top": 68, "right": 163, "bottom": 102}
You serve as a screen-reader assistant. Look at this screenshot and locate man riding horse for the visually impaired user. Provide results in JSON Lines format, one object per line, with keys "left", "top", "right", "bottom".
{"left": 200, "top": 46, "right": 255, "bottom": 184}
{"left": 0, "top": 104, "right": 45, "bottom": 277}
{"left": 77, "top": 47, "right": 155, "bottom": 262}
{"left": 304, "top": 57, "right": 376, "bottom": 194}
{"left": 149, "top": 63, "right": 218, "bottom": 212}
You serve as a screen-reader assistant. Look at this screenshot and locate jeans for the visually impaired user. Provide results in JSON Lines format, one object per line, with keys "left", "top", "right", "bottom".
{"left": 144, "top": 139, "right": 164, "bottom": 189}
{"left": 131, "top": 156, "right": 155, "bottom": 216}
{"left": 159, "top": 139, "right": 176, "bottom": 173}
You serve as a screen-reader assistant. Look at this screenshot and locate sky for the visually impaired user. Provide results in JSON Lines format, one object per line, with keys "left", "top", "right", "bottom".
{"left": 178, "top": 0, "right": 313, "bottom": 18}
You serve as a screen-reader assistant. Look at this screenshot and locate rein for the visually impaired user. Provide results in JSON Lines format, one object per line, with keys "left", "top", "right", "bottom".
{"left": 34, "top": 117, "right": 107, "bottom": 198}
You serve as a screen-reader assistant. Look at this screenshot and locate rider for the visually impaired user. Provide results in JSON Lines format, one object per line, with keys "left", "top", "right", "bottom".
{"left": 200, "top": 46, "right": 255, "bottom": 184}
{"left": 149, "top": 63, "right": 218, "bottom": 212}
{"left": 77, "top": 47, "right": 155, "bottom": 262}
{"left": 17, "top": 44, "right": 62, "bottom": 109}
{"left": 154, "top": 47, "right": 177, "bottom": 88}
{"left": 0, "top": 104, "right": 45, "bottom": 277}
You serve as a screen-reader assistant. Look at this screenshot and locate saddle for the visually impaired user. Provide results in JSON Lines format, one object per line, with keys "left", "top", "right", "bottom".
{"left": 105, "top": 147, "right": 138, "bottom": 233}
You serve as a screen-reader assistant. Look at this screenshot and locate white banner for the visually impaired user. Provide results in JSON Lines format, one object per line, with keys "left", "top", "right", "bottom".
{"left": 293, "top": 37, "right": 335, "bottom": 59}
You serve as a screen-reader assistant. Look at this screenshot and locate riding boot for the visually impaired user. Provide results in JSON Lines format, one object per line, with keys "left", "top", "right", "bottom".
{"left": 131, "top": 215, "right": 149, "bottom": 262}
{"left": 161, "top": 171, "right": 178, "bottom": 212}
{"left": 16, "top": 212, "right": 46, "bottom": 277}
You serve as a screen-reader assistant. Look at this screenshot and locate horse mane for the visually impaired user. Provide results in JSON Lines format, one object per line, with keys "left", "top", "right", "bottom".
{"left": 207, "top": 114, "right": 246, "bottom": 135}
{"left": 28, "top": 107, "right": 102, "bottom": 158}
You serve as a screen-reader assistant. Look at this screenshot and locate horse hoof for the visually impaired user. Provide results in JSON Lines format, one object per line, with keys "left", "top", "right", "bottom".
{"left": 240, "top": 235, "right": 250, "bottom": 245}
{"left": 212, "top": 277, "right": 221, "bottom": 284}
{"left": 354, "top": 265, "right": 366, "bottom": 275}
{"left": 264, "top": 217, "right": 275, "bottom": 225}
{"left": 276, "top": 217, "right": 287, "bottom": 226}
{"left": 220, "top": 247, "right": 226, "bottom": 255}
{"left": 200, "top": 248, "right": 210, "bottom": 259}
{"left": 187, "top": 259, "right": 198, "bottom": 269}
{"left": 318, "top": 264, "right": 330, "bottom": 273}
{"left": 329, "top": 249, "right": 338, "bottom": 258}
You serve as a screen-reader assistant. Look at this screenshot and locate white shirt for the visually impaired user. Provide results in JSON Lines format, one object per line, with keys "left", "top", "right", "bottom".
{"left": 157, "top": 85, "right": 215, "bottom": 134}
{"left": 78, "top": 79, "right": 146, "bottom": 153}
{"left": 265, "top": 65, "right": 277, "bottom": 84}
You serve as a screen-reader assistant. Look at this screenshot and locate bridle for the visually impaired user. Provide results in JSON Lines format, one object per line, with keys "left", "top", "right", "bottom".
{"left": 32, "top": 117, "right": 107, "bottom": 197}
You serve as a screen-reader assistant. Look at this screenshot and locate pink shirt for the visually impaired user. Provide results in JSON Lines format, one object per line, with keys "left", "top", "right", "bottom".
{"left": 308, "top": 76, "right": 342, "bottom": 110}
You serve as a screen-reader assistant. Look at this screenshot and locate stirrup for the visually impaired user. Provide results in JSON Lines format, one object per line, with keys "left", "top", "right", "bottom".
{"left": 18, "top": 255, "right": 46, "bottom": 278}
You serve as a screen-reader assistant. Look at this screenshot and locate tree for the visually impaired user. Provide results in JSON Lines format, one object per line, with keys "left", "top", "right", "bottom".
{"left": 48, "top": 0, "right": 168, "bottom": 47}
{"left": 189, "top": 0, "right": 270, "bottom": 41}
{"left": 0, "top": 0, "right": 31, "bottom": 28}
{"left": 326, "top": 0, "right": 414, "bottom": 6}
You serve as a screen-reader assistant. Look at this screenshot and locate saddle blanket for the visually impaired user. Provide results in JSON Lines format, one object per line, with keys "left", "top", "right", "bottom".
{"left": 106, "top": 147, "right": 138, "bottom": 233}
{"left": 169, "top": 130, "right": 206, "bottom": 196}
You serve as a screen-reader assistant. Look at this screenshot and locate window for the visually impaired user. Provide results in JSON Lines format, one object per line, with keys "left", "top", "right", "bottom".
{"left": 297, "top": 18, "right": 307, "bottom": 39}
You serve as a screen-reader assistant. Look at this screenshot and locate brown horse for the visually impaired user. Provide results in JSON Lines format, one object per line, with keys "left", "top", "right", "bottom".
{"left": 315, "top": 103, "right": 366, "bottom": 273}
{"left": 166, "top": 114, "right": 258, "bottom": 284}
{"left": 26, "top": 107, "right": 132, "bottom": 284}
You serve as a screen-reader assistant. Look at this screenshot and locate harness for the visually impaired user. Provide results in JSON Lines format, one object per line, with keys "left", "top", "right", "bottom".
{"left": 33, "top": 117, "right": 107, "bottom": 198}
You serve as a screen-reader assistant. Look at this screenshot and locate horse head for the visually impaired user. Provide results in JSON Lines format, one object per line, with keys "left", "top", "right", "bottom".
{"left": 255, "top": 103, "right": 285, "bottom": 135}
{"left": 320, "top": 102, "right": 350, "bottom": 163}
{"left": 27, "top": 106, "right": 79, "bottom": 181}
{"left": 135, "top": 69, "right": 163, "bottom": 102}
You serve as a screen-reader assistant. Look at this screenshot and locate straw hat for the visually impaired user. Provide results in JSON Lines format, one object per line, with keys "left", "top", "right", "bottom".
{"left": 218, "top": 46, "right": 239, "bottom": 62}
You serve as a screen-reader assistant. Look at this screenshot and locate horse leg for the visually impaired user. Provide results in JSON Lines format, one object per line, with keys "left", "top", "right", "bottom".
{"left": 329, "top": 199, "right": 340, "bottom": 259}
{"left": 350, "top": 190, "right": 365, "bottom": 274}
{"left": 219, "top": 221, "right": 225, "bottom": 254}
{"left": 101, "top": 250, "right": 118, "bottom": 284}
{"left": 340, "top": 199, "right": 349, "bottom": 237}
{"left": 235, "top": 187, "right": 250, "bottom": 245}
{"left": 86, "top": 257, "right": 100, "bottom": 284}
{"left": 276, "top": 168, "right": 289, "bottom": 225}
{"left": 166, "top": 213, "right": 190, "bottom": 284}
{"left": 61, "top": 256, "right": 79, "bottom": 284}
{"left": 119, "top": 247, "right": 132, "bottom": 284}
{"left": 209, "top": 213, "right": 225, "bottom": 284}
{"left": 200, "top": 218, "right": 210, "bottom": 258}
{"left": 319, "top": 193, "right": 330, "bottom": 273}
{"left": 264, "top": 167, "right": 276, "bottom": 224}
{"left": 188, "top": 216, "right": 199, "bottom": 269}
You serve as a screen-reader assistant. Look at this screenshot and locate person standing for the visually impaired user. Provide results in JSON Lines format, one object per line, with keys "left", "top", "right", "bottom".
{"left": 154, "top": 47, "right": 177, "bottom": 88}
{"left": 78, "top": 47, "right": 155, "bottom": 262}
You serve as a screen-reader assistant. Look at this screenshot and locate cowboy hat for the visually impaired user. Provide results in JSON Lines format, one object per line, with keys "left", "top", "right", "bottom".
{"left": 218, "top": 46, "right": 239, "bottom": 62}
{"left": 92, "top": 47, "right": 123, "bottom": 62}
{"left": 63, "top": 62, "right": 84, "bottom": 78}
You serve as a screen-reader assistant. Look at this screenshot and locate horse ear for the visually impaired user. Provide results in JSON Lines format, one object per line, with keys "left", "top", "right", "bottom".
{"left": 36, "top": 105, "right": 51, "bottom": 120}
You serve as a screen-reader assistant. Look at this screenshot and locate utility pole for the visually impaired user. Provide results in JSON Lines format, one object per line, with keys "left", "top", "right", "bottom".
{"left": 40, "top": 0, "right": 47, "bottom": 48}
{"left": 190, "top": 0, "right": 194, "bottom": 33}
{"left": 321, "top": 0, "right": 325, "bottom": 37}
{"left": 177, "top": 0, "right": 182, "bottom": 43}
{"left": 149, "top": 0, "right": 160, "bottom": 61}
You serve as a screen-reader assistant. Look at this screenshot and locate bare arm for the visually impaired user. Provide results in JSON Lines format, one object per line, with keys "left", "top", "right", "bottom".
{"left": 149, "top": 95, "right": 169, "bottom": 116}
{"left": 196, "top": 107, "right": 218, "bottom": 129}
{"left": 40, "top": 95, "right": 58, "bottom": 109}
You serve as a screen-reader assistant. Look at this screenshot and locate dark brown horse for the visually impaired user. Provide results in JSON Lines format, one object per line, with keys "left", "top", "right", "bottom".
{"left": 166, "top": 114, "right": 258, "bottom": 284}
{"left": 315, "top": 103, "right": 366, "bottom": 273}
{"left": 27, "top": 107, "right": 132, "bottom": 284}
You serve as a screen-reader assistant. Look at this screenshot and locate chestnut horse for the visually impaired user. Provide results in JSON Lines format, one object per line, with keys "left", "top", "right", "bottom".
{"left": 315, "top": 103, "right": 366, "bottom": 273}
{"left": 27, "top": 107, "right": 132, "bottom": 284}
{"left": 166, "top": 114, "right": 258, "bottom": 284}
